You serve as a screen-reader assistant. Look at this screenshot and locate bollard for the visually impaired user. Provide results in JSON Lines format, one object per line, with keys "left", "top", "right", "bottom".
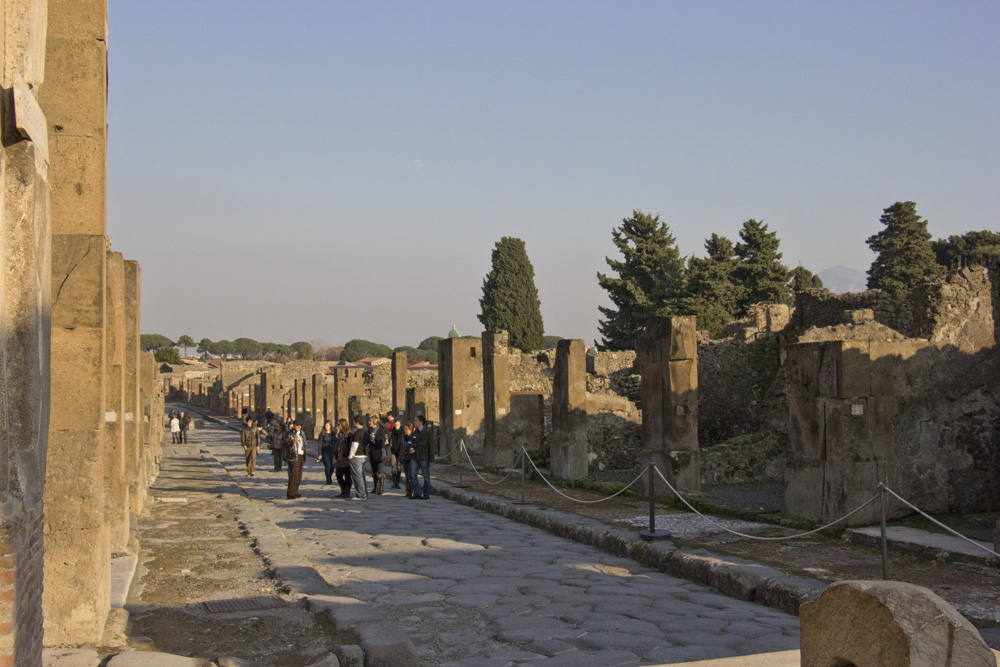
{"left": 879, "top": 483, "right": 889, "bottom": 580}
{"left": 453, "top": 440, "right": 469, "bottom": 488}
{"left": 639, "top": 464, "right": 671, "bottom": 542}
{"left": 513, "top": 449, "right": 530, "bottom": 505}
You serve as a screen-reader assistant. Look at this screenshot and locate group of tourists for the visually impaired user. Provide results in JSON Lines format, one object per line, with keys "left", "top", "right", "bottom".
{"left": 167, "top": 409, "right": 191, "bottom": 444}
{"left": 240, "top": 411, "right": 434, "bottom": 501}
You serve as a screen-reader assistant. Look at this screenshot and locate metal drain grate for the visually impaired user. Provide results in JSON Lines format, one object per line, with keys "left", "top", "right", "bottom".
{"left": 203, "top": 596, "right": 288, "bottom": 614}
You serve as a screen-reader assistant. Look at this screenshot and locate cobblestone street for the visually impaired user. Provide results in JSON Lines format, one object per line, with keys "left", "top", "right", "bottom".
{"left": 198, "top": 418, "right": 799, "bottom": 666}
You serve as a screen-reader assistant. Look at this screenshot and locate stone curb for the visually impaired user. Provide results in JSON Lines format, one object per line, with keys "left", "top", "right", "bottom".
{"left": 434, "top": 482, "right": 825, "bottom": 617}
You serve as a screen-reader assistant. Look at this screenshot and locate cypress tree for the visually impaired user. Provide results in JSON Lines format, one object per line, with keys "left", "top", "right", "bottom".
{"left": 867, "top": 201, "right": 943, "bottom": 299}
{"left": 734, "top": 219, "right": 791, "bottom": 311}
{"left": 597, "top": 210, "right": 687, "bottom": 350}
{"left": 685, "top": 234, "right": 743, "bottom": 338}
{"left": 478, "top": 237, "right": 544, "bottom": 352}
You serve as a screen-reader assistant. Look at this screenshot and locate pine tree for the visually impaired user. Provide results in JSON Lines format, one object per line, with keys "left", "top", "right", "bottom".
{"left": 685, "top": 234, "right": 743, "bottom": 338}
{"left": 866, "top": 201, "right": 943, "bottom": 299}
{"left": 597, "top": 210, "right": 687, "bottom": 350}
{"left": 478, "top": 237, "right": 544, "bottom": 352}
{"left": 734, "top": 219, "right": 791, "bottom": 311}
{"left": 789, "top": 266, "right": 824, "bottom": 292}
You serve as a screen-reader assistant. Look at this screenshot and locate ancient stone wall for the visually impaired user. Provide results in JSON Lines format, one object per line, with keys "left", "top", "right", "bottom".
{"left": 1, "top": 0, "right": 51, "bottom": 659}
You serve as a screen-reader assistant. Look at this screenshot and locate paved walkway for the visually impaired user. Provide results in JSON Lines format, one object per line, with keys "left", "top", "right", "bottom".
{"left": 194, "top": 417, "right": 799, "bottom": 666}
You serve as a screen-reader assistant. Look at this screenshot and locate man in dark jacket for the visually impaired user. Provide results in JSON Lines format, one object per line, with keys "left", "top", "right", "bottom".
{"left": 365, "top": 415, "right": 388, "bottom": 494}
{"left": 411, "top": 416, "right": 433, "bottom": 499}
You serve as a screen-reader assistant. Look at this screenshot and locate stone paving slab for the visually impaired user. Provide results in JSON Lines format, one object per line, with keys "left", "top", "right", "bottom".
{"left": 192, "top": 417, "right": 801, "bottom": 666}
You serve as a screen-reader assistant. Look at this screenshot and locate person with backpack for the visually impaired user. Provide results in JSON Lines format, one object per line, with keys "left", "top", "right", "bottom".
{"left": 285, "top": 420, "right": 306, "bottom": 499}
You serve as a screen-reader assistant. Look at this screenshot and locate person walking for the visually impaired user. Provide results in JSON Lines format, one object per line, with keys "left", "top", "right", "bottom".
{"left": 285, "top": 420, "right": 306, "bottom": 499}
{"left": 348, "top": 416, "right": 368, "bottom": 500}
{"left": 179, "top": 411, "right": 191, "bottom": 444}
{"left": 333, "top": 419, "right": 353, "bottom": 498}
{"left": 316, "top": 420, "right": 336, "bottom": 485}
{"left": 240, "top": 417, "right": 260, "bottom": 477}
{"left": 169, "top": 413, "right": 181, "bottom": 444}
{"left": 411, "top": 415, "right": 433, "bottom": 499}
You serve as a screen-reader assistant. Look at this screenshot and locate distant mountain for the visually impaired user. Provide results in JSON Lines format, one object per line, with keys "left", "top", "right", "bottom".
{"left": 817, "top": 265, "right": 867, "bottom": 294}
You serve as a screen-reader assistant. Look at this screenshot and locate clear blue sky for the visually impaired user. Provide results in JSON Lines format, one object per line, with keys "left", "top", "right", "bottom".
{"left": 107, "top": 1, "right": 1000, "bottom": 349}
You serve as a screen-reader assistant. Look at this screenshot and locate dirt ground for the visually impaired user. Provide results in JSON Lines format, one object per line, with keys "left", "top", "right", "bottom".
{"left": 430, "top": 464, "right": 1000, "bottom": 628}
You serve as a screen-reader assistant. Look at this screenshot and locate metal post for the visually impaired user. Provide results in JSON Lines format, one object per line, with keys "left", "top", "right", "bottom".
{"left": 879, "top": 483, "right": 889, "bottom": 580}
{"left": 514, "top": 448, "right": 529, "bottom": 505}
{"left": 453, "top": 439, "right": 469, "bottom": 488}
{"left": 640, "top": 463, "right": 671, "bottom": 542}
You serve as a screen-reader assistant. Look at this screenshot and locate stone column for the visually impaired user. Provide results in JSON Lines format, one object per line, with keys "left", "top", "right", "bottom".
{"left": 637, "top": 316, "right": 700, "bottom": 495}
{"left": 124, "top": 261, "right": 143, "bottom": 514}
{"left": 40, "top": 0, "right": 114, "bottom": 644}
{"left": 104, "top": 251, "right": 128, "bottom": 553}
{"left": 482, "top": 332, "right": 513, "bottom": 468}
{"left": 391, "top": 352, "right": 407, "bottom": 418}
{"left": 437, "top": 338, "right": 484, "bottom": 461}
{"left": 310, "top": 374, "right": 319, "bottom": 437}
{"left": 550, "top": 339, "right": 588, "bottom": 480}
{"left": 1, "top": 1, "right": 52, "bottom": 658}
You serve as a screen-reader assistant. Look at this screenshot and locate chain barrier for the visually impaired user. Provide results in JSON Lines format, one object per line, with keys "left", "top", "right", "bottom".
{"left": 653, "top": 466, "right": 881, "bottom": 541}
{"left": 881, "top": 484, "right": 1000, "bottom": 560}
{"left": 458, "top": 445, "right": 523, "bottom": 486}
{"left": 520, "top": 448, "right": 648, "bottom": 504}
{"left": 438, "top": 440, "right": 998, "bottom": 557}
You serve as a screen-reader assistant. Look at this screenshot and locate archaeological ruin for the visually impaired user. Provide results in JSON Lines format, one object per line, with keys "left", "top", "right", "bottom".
{"left": 1, "top": 1, "right": 998, "bottom": 663}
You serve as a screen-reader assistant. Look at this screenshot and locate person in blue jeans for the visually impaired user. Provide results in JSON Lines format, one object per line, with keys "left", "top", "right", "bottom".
{"left": 348, "top": 416, "right": 369, "bottom": 499}
{"left": 316, "top": 420, "right": 336, "bottom": 485}
{"left": 410, "top": 415, "right": 433, "bottom": 499}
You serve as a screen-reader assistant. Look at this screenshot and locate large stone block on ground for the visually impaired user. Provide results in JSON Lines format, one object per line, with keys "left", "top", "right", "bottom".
{"left": 800, "top": 580, "right": 996, "bottom": 667}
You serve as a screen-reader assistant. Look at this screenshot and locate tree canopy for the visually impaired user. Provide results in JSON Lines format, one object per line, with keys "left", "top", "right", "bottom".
{"left": 734, "top": 219, "right": 791, "bottom": 309}
{"left": 932, "top": 230, "right": 1000, "bottom": 270}
{"left": 867, "top": 201, "right": 943, "bottom": 299}
{"left": 789, "top": 266, "right": 824, "bottom": 292}
{"left": 154, "top": 347, "right": 181, "bottom": 364}
{"left": 685, "top": 234, "right": 743, "bottom": 338}
{"left": 478, "top": 236, "right": 544, "bottom": 352}
{"left": 340, "top": 339, "right": 393, "bottom": 362}
{"left": 597, "top": 210, "right": 687, "bottom": 350}
{"left": 418, "top": 336, "right": 443, "bottom": 352}
{"left": 140, "top": 334, "right": 174, "bottom": 351}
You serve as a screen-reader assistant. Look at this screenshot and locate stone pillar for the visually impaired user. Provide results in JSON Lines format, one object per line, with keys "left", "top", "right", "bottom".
{"left": 550, "top": 339, "right": 588, "bottom": 480}
{"left": 104, "top": 251, "right": 128, "bottom": 553}
{"left": 124, "top": 261, "right": 143, "bottom": 515}
{"left": 1, "top": 1, "right": 52, "bottom": 659}
{"left": 40, "top": 0, "right": 113, "bottom": 644}
{"left": 391, "top": 352, "right": 407, "bottom": 418}
{"left": 310, "top": 374, "right": 319, "bottom": 438}
{"left": 437, "top": 337, "right": 484, "bottom": 461}
{"left": 637, "top": 317, "right": 700, "bottom": 495}
{"left": 482, "top": 332, "right": 513, "bottom": 468}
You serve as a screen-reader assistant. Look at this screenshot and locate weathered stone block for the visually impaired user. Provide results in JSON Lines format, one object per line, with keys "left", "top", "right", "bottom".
{"left": 788, "top": 396, "right": 825, "bottom": 463}
{"left": 787, "top": 343, "right": 825, "bottom": 399}
{"left": 836, "top": 340, "right": 871, "bottom": 398}
{"left": 51, "top": 233, "right": 106, "bottom": 327}
{"left": 824, "top": 398, "right": 879, "bottom": 462}
{"left": 49, "top": 325, "right": 104, "bottom": 430}
{"left": 800, "top": 580, "right": 996, "bottom": 667}
{"left": 44, "top": 429, "right": 105, "bottom": 531}
{"left": 870, "top": 340, "right": 932, "bottom": 397}
{"left": 784, "top": 459, "right": 824, "bottom": 522}
{"left": 822, "top": 460, "right": 882, "bottom": 526}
